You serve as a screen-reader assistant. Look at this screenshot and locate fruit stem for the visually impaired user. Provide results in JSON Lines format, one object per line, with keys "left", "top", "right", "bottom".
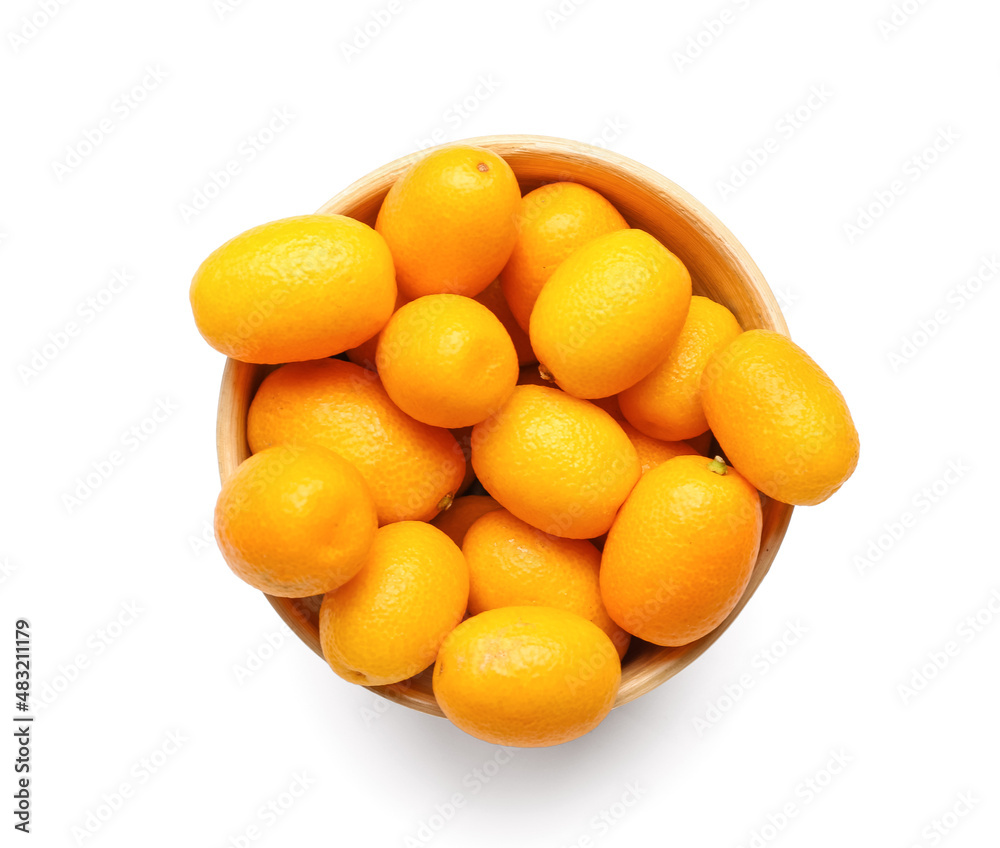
{"left": 437, "top": 493, "right": 455, "bottom": 512}
{"left": 708, "top": 456, "right": 728, "bottom": 476}
{"left": 538, "top": 364, "right": 555, "bottom": 383}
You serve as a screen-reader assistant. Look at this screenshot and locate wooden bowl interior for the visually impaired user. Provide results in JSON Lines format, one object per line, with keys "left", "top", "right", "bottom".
{"left": 216, "top": 135, "right": 793, "bottom": 718}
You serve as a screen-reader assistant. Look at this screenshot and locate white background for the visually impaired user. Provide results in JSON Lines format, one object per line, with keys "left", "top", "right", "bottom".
{"left": 3, "top": 0, "right": 999, "bottom": 845}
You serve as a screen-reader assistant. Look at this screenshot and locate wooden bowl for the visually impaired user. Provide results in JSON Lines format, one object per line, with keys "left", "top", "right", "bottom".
{"left": 216, "top": 134, "right": 794, "bottom": 717}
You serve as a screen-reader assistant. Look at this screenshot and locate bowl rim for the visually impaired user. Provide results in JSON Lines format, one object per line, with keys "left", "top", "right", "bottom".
{"left": 216, "top": 133, "right": 794, "bottom": 717}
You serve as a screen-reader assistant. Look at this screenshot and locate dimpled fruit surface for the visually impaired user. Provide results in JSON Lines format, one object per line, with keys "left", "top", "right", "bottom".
{"left": 471, "top": 385, "right": 640, "bottom": 539}
{"left": 376, "top": 145, "right": 521, "bottom": 300}
{"left": 319, "top": 521, "right": 469, "bottom": 686}
{"left": 702, "top": 329, "right": 860, "bottom": 505}
{"left": 601, "top": 455, "right": 762, "bottom": 647}
{"left": 247, "top": 359, "right": 465, "bottom": 524}
{"left": 190, "top": 215, "right": 396, "bottom": 364}
{"left": 529, "top": 229, "right": 692, "bottom": 399}
{"left": 433, "top": 606, "right": 621, "bottom": 747}
{"left": 214, "top": 444, "right": 378, "bottom": 598}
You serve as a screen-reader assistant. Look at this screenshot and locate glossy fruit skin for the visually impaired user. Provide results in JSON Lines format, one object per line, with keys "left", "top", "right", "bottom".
{"left": 530, "top": 229, "right": 692, "bottom": 399}
{"left": 190, "top": 215, "right": 396, "bottom": 364}
{"left": 376, "top": 294, "right": 519, "bottom": 428}
{"left": 247, "top": 359, "right": 465, "bottom": 524}
{"left": 702, "top": 330, "right": 860, "bottom": 505}
{"left": 619, "top": 420, "right": 699, "bottom": 475}
{"left": 462, "top": 509, "right": 630, "bottom": 658}
{"left": 433, "top": 606, "right": 621, "bottom": 747}
{"left": 619, "top": 296, "right": 742, "bottom": 441}
{"left": 500, "top": 182, "right": 628, "bottom": 331}
{"left": 376, "top": 146, "right": 521, "bottom": 300}
{"left": 474, "top": 278, "right": 537, "bottom": 366}
{"left": 601, "top": 455, "right": 762, "bottom": 647}
{"left": 431, "top": 495, "right": 501, "bottom": 546}
{"left": 319, "top": 522, "right": 469, "bottom": 686}
{"left": 214, "top": 445, "right": 377, "bottom": 597}
{"left": 471, "top": 385, "right": 641, "bottom": 539}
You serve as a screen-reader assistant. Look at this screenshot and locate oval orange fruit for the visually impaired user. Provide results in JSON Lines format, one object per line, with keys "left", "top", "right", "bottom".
{"left": 529, "top": 229, "right": 692, "bottom": 398}
{"left": 214, "top": 444, "right": 377, "bottom": 598}
{"left": 471, "top": 385, "right": 641, "bottom": 539}
{"left": 190, "top": 215, "right": 396, "bottom": 364}
{"left": 376, "top": 294, "right": 518, "bottom": 428}
{"left": 601, "top": 455, "right": 762, "bottom": 647}
{"left": 701, "top": 329, "right": 860, "bottom": 505}
{"left": 376, "top": 146, "right": 521, "bottom": 299}
{"left": 433, "top": 606, "right": 621, "bottom": 747}
{"left": 319, "top": 521, "right": 468, "bottom": 686}
{"left": 247, "top": 359, "right": 465, "bottom": 524}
